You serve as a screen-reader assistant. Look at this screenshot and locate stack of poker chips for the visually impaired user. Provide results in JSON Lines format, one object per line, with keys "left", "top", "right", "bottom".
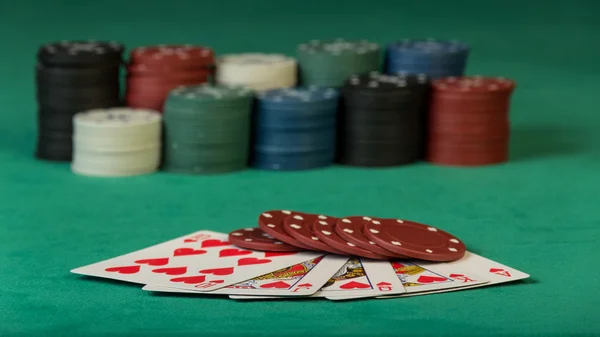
{"left": 162, "top": 84, "right": 254, "bottom": 174}
{"left": 215, "top": 53, "right": 297, "bottom": 91}
{"left": 72, "top": 108, "right": 162, "bottom": 177}
{"left": 337, "top": 72, "right": 430, "bottom": 167}
{"left": 297, "top": 39, "right": 381, "bottom": 88}
{"left": 35, "top": 40, "right": 124, "bottom": 161}
{"left": 126, "top": 45, "right": 214, "bottom": 112}
{"left": 385, "top": 39, "right": 470, "bottom": 79}
{"left": 426, "top": 76, "right": 516, "bottom": 166}
{"left": 252, "top": 87, "right": 339, "bottom": 170}
{"left": 227, "top": 210, "right": 467, "bottom": 262}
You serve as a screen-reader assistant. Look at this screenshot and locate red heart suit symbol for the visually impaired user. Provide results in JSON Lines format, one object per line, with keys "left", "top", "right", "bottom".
{"left": 260, "top": 281, "right": 290, "bottom": 289}
{"left": 184, "top": 239, "right": 197, "bottom": 243}
{"left": 340, "top": 281, "right": 371, "bottom": 289}
{"left": 105, "top": 266, "right": 140, "bottom": 274}
{"left": 201, "top": 239, "right": 230, "bottom": 248}
{"left": 391, "top": 262, "right": 406, "bottom": 271}
{"left": 134, "top": 258, "right": 169, "bottom": 266}
{"left": 264, "top": 252, "right": 296, "bottom": 258}
{"left": 170, "top": 276, "right": 206, "bottom": 284}
{"left": 199, "top": 267, "right": 234, "bottom": 276}
{"left": 417, "top": 275, "right": 448, "bottom": 284}
{"left": 152, "top": 267, "right": 187, "bottom": 275}
{"left": 237, "top": 257, "right": 272, "bottom": 266}
{"left": 219, "top": 248, "right": 252, "bottom": 257}
{"left": 173, "top": 248, "right": 207, "bottom": 257}
{"left": 490, "top": 268, "right": 511, "bottom": 277}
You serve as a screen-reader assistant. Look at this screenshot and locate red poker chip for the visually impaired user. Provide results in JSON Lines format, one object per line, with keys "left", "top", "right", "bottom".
{"left": 228, "top": 227, "right": 301, "bottom": 252}
{"left": 432, "top": 76, "right": 516, "bottom": 94}
{"left": 258, "top": 210, "right": 314, "bottom": 250}
{"left": 363, "top": 218, "right": 466, "bottom": 262}
{"left": 334, "top": 216, "right": 405, "bottom": 258}
{"left": 129, "top": 45, "right": 215, "bottom": 68}
{"left": 126, "top": 74, "right": 209, "bottom": 88}
{"left": 312, "top": 216, "right": 389, "bottom": 260}
{"left": 127, "top": 63, "right": 213, "bottom": 76}
{"left": 282, "top": 212, "right": 346, "bottom": 255}
{"left": 426, "top": 145, "right": 508, "bottom": 166}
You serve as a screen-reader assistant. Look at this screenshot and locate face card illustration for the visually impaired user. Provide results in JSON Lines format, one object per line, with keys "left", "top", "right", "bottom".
{"left": 71, "top": 230, "right": 322, "bottom": 292}
{"left": 326, "top": 258, "right": 488, "bottom": 300}
{"left": 315, "top": 258, "right": 405, "bottom": 299}
{"left": 389, "top": 260, "right": 488, "bottom": 293}
{"left": 143, "top": 254, "right": 348, "bottom": 296}
{"left": 397, "top": 251, "right": 530, "bottom": 297}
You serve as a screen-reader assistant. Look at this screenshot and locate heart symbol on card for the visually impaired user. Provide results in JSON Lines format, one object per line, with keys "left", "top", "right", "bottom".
{"left": 201, "top": 239, "right": 230, "bottom": 248}
{"left": 152, "top": 267, "right": 187, "bottom": 275}
{"left": 260, "top": 281, "right": 290, "bottom": 289}
{"left": 173, "top": 248, "right": 207, "bottom": 257}
{"left": 134, "top": 258, "right": 169, "bottom": 266}
{"left": 105, "top": 265, "right": 140, "bottom": 274}
{"left": 417, "top": 275, "right": 448, "bottom": 284}
{"left": 199, "top": 267, "right": 234, "bottom": 276}
{"left": 340, "top": 281, "right": 370, "bottom": 289}
{"left": 170, "top": 275, "right": 206, "bottom": 284}
{"left": 264, "top": 251, "right": 296, "bottom": 258}
{"left": 237, "top": 257, "right": 272, "bottom": 266}
{"left": 391, "top": 262, "right": 406, "bottom": 271}
{"left": 219, "top": 248, "right": 252, "bottom": 257}
{"left": 490, "top": 268, "right": 511, "bottom": 277}
{"left": 184, "top": 239, "right": 198, "bottom": 243}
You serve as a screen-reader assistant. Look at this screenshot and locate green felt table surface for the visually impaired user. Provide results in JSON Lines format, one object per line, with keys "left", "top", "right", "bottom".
{"left": 1, "top": 0, "right": 599, "bottom": 336}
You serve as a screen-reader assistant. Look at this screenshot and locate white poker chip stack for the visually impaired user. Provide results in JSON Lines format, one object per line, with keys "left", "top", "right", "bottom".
{"left": 72, "top": 108, "right": 162, "bottom": 177}
{"left": 216, "top": 53, "right": 297, "bottom": 91}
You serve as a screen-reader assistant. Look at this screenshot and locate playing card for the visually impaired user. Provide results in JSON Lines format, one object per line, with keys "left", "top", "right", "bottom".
{"left": 227, "top": 257, "right": 406, "bottom": 301}
{"left": 317, "top": 258, "right": 405, "bottom": 299}
{"left": 326, "top": 257, "right": 486, "bottom": 300}
{"left": 71, "top": 230, "right": 322, "bottom": 292}
{"left": 388, "top": 251, "right": 530, "bottom": 297}
{"left": 142, "top": 254, "right": 348, "bottom": 296}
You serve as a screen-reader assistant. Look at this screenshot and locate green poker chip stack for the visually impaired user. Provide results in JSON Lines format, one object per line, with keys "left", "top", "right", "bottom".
{"left": 162, "top": 84, "right": 254, "bottom": 174}
{"left": 297, "top": 39, "right": 381, "bottom": 88}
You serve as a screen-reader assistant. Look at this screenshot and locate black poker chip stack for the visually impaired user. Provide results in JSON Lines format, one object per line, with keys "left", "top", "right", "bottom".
{"left": 337, "top": 72, "right": 431, "bottom": 167}
{"left": 35, "top": 40, "right": 124, "bottom": 161}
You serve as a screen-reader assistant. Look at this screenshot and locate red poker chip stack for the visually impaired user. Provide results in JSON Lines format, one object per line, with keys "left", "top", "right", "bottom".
{"left": 125, "top": 45, "right": 214, "bottom": 112}
{"left": 426, "top": 76, "right": 516, "bottom": 166}
{"left": 227, "top": 210, "right": 467, "bottom": 262}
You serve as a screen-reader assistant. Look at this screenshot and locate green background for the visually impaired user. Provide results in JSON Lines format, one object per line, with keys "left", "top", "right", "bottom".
{"left": 1, "top": 0, "right": 599, "bottom": 336}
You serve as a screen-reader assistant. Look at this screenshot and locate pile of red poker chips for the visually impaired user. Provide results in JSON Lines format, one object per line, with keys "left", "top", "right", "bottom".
{"left": 426, "top": 76, "right": 516, "bottom": 166}
{"left": 125, "top": 45, "right": 214, "bottom": 112}
{"left": 227, "top": 210, "right": 466, "bottom": 262}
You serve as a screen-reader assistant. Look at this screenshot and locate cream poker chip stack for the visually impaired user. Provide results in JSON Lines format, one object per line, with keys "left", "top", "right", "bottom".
{"left": 71, "top": 108, "right": 162, "bottom": 177}
{"left": 216, "top": 53, "right": 297, "bottom": 91}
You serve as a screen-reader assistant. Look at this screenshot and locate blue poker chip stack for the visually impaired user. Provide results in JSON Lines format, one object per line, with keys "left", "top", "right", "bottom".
{"left": 252, "top": 87, "right": 339, "bottom": 170}
{"left": 385, "top": 39, "right": 470, "bottom": 79}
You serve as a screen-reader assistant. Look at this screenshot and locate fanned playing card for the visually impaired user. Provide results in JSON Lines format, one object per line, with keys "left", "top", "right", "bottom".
{"left": 225, "top": 257, "right": 406, "bottom": 300}
{"left": 325, "top": 257, "right": 487, "bottom": 300}
{"left": 379, "top": 251, "right": 529, "bottom": 298}
{"left": 316, "top": 258, "right": 405, "bottom": 299}
{"left": 71, "top": 230, "right": 321, "bottom": 292}
{"left": 142, "top": 255, "right": 348, "bottom": 296}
